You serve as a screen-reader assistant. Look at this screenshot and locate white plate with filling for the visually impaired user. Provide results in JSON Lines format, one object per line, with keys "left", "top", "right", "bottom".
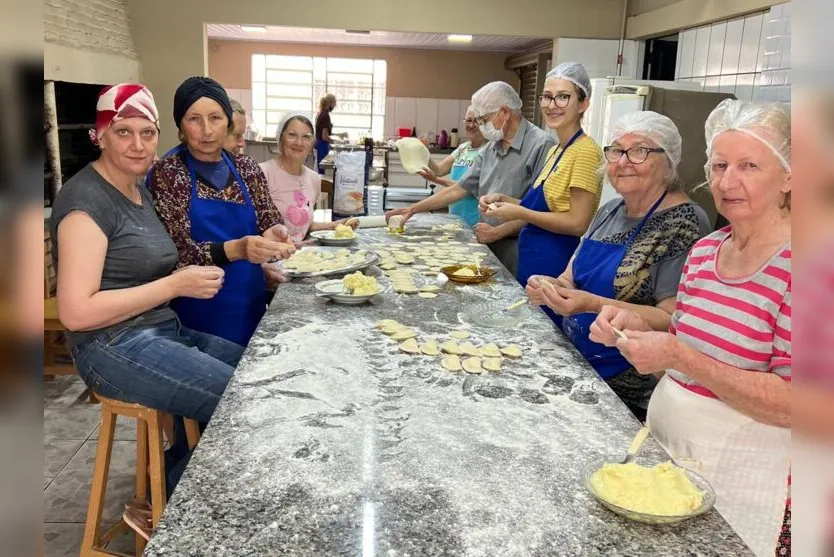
{"left": 314, "top": 278, "right": 382, "bottom": 305}
{"left": 309, "top": 228, "right": 356, "bottom": 246}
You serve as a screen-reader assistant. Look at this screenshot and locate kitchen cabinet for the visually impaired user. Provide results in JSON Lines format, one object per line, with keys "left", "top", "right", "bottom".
{"left": 385, "top": 151, "right": 449, "bottom": 210}
{"left": 247, "top": 138, "right": 454, "bottom": 211}
{"left": 386, "top": 151, "right": 428, "bottom": 188}
{"left": 386, "top": 152, "right": 449, "bottom": 189}
{"left": 244, "top": 140, "right": 276, "bottom": 164}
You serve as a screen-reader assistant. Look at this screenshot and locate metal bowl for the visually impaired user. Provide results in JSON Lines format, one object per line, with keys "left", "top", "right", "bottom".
{"left": 314, "top": 279, "right": 381, "bottom": 305}
{"left": 368, "top": 167, "right": 384, "bottom": 183}
{"left": 309, "top": 230, "right": 356, "bottom": 246}
{"left": 275, "top": 247, "right": 379, "bottom": 278}
{"left": 441, "top": 265, "right": 496, "bottom": 285}
{"left": 582, "top": 459, "right": 716, "bottom": 525}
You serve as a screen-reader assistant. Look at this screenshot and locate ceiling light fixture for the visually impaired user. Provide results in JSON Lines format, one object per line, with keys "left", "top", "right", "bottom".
{"left": 447, "top": 34, "right": 473, "bottom": 43}
{"left": 240, "top": 25, "right": 267, "bottom": 33}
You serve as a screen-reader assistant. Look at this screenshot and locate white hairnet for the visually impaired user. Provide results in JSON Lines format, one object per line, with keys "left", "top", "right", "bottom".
{"left": 275, "top": 111, "right": 314, "bottom": 155}
{"left": 609, "top": 110, "right": 682, "bottom": 171}
{"left": 546, "top": 62, "right": 592, "bottom": 98}
{"left": 471, "top": 81, "right": 522, "bottom": 116}
{"left": 704, "top": 99, "right": 791, "bottom": 172}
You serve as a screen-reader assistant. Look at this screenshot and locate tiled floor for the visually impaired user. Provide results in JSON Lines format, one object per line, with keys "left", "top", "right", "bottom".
{"left": 44, "top": 376, "right": 139, "bottom": 556}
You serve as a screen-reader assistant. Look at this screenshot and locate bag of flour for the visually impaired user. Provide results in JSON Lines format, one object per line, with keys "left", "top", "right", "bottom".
{"left": 333, "top": 151, "right": 366, "bottom": 216}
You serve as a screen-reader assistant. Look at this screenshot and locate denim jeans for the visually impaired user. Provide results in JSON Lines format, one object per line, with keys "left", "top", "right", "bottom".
{"left": 71, "top": 318, "right": 243, "bottom": 494}
{"left": 72, "top": 318, "right": 242, "bottom": 422}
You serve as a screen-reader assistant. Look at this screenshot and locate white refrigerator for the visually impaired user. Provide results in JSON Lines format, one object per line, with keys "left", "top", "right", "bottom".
{"left": 584, "top": 78, "right": 706, "bottom": 146}
{"left": 582, "top": 79, "right": 734, "bottom": 229}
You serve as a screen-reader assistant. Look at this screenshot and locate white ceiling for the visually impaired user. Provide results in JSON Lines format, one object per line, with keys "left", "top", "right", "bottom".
{"left": 206, "top": 24, "right": 550, "bottom": 53}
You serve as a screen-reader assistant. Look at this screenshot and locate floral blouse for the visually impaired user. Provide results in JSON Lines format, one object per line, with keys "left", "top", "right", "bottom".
{"left": 147, "top": 151, "right": 283, "bottom": 266}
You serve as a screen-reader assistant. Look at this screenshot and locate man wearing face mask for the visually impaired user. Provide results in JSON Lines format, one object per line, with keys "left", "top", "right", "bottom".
{"left": 385, "top": 82, "right": 555, "bottom": 276}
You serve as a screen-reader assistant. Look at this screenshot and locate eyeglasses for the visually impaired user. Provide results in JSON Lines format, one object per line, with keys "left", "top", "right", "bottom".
{"left": 603, "top": 146, "right": 666, "bottom": 164}
{"left": 474, "top": 112, "right": 497, "bottom": 127}
{"left": 284, "top": 132, "right": 314, "bottom": 144}
{"left": 463, "top": 119, "right": 478, "bottom": 126}
{"left": 538, "top": 93, "right": 572, "bottom": 108}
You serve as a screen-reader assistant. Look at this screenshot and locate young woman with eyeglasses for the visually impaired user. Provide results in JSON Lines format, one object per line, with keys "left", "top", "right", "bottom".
{"left": 260, "top": 112, "right": 358, "bottom": 245}
{"left": 525, "top": 110, "right": 711, "bottom": 419}
{"left": 480, "top": 62, "right": 603, "bottom": 308}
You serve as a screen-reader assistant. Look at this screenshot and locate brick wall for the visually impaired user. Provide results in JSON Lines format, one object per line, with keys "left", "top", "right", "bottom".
{"left": 45, "top": 0, "right": 138, "bottom": 59}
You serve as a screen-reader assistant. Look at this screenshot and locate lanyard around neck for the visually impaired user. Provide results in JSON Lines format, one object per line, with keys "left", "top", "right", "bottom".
{"left": 539, "top": 128, "right": 584, "bottom": 185}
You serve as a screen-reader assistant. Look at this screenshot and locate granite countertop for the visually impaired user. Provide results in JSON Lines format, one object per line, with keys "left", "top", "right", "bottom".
{"left": 144, "top": 215, "right": 752, "bottom": 557}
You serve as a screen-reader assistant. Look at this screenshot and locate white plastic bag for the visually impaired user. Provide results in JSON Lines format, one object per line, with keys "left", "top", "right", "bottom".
{"left": 333, "top": 151, "right": 366, "bottom": 215}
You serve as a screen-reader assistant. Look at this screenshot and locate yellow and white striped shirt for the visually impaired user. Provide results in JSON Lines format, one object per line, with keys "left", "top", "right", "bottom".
{"left": 532, "top": 134, "right": 603, "bottom": 213}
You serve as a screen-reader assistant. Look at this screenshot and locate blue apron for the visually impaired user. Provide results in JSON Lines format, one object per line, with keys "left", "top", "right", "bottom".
{"left": 448, "top": 163, "right": 480, "bottom": 226}
{"left": 562, "top": 191, "right": 667, "bottom": 379}
{"left": 315, "top": 140, "right": 330, "bottom": 173}
{"left": 169, "top": 145, "right": 267, "bottom": 346}
{"left": 517, "top": 129, "right": 585, "bottom": 325}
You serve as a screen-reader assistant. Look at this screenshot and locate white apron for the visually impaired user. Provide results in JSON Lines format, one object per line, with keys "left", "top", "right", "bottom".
{"left": 647, "top": 374, "right": 790, "bottom": 557}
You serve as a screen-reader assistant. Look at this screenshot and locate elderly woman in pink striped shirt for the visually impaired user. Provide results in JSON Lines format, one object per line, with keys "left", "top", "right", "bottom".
{"left": 590, "top": 99, "right": 791, "bottom": 557}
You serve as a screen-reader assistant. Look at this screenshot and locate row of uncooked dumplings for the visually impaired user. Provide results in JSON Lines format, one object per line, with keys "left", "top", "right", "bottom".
{"left": 376, "top": 247, "right": 485, "bottom": 273}
{"left": 384, "top": 269, "right": 441, "bottom": 297}
{"left": 374, "top": 320, "right": 523, "bottom": 374}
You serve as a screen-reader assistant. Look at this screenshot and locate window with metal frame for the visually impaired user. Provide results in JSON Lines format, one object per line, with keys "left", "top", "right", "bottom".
{"left": 251, "top": 54, "right": 386, "bottom": 140}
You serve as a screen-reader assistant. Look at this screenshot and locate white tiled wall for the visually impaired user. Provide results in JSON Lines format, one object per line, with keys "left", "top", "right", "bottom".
{"left": 674, "top": 2, "right": 791, "bottom": 103}
{"left": 757, "top": 2, "right": 792, "bottom": 102}
{"left": 385, "top": 97, "right": 471, "bottom": 140}
{"left": 691, "top": 26, "right": 711, "bottom": 78}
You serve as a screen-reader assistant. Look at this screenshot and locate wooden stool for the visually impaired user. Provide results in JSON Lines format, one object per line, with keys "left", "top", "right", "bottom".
{"left": 45, "top": 297, "right": 98, "bottom": 402}
{"left": 44, "top": 297, "right": 75, "bottom": 377}
{"left": 81, "top": 395, "right": 201, "bottom": 556}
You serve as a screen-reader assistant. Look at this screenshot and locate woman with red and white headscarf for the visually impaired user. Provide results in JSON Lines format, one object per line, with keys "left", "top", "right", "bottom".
{"left": 50, "top": 83, "right": 244, "bottom": 512}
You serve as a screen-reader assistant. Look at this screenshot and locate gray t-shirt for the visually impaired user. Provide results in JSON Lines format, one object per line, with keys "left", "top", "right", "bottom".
{"left": 50, "top": 164, "right": 179, "bottom": 347}
{"left": 458, "top": 118, "right": 556, "bottom": 227}
{"left": 579, "top": 198, "right": 712, "bottom": 304}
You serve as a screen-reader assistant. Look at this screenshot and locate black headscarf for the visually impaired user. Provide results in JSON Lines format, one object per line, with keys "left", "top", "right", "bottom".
{"left": 173, "top": 76, "right": 233, "bottom": 128}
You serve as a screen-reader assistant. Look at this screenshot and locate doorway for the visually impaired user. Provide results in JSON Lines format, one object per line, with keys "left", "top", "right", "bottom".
{"left": 642, "top": 34, "right": 678, "bottom": 81}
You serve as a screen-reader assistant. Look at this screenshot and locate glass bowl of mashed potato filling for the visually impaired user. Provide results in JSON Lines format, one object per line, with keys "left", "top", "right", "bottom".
{"left": 584, "top": 459, "right": 716, "bottom": 525}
